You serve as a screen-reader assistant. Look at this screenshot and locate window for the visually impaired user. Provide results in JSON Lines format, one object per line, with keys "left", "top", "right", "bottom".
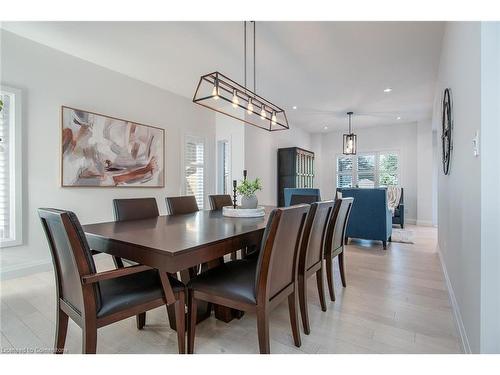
{"left": 357, "top": 154, "right": 376, "bottom": 188}
{"left": 378, "top": 152, "right": 399, "bottom": 186}
{"left": 0, "top": 86, "right": 22, "bottom": 248}
{"left": 336, "top": 156, "right": 353, "bottom": 188}
{"left": 217, "top": 140, "right": 230, "bottom": 194}
{"left": 335, "top": 151, "right": 399, "bottom": 189}
{"left": 184, "top": 136, "right": 205, "bottom": 209}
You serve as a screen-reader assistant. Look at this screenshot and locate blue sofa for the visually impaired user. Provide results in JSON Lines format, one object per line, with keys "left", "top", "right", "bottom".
{"left": 338, "top": 188, "right": 392, "bottom": 249}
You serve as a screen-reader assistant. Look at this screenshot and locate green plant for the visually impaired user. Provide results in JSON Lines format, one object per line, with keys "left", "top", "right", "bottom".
{"left": 236, "top": 177, "right": 262, "bottom": 197}
{"left": 0, "top": 99, "right": 3, "bottom": 112}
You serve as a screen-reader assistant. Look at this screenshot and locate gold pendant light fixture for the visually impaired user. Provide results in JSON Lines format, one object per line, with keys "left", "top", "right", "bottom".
{"left": 193, "top": 21, "right": 289, "bottom": 132}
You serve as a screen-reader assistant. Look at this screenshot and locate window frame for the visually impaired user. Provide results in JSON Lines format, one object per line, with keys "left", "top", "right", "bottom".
{"left": 182, "top": 134, "right": 206, "bottom": 209}
{"left": 217, "top": 139, "right": 231, "bottom": 195}
{"left": 335, "top": 150, "right": 400, "bottom": 189}
{"left": 0, "top": 85, "right": 23, "bottom": 248}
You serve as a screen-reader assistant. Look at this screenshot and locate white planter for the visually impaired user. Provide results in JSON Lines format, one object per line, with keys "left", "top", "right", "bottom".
{"left": 241, "top": 194, "right": 258, "bottom": 209}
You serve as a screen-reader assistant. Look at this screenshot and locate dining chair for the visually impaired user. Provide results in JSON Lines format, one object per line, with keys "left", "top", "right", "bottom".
{"left": 112, "top": 197, "right": 159, "bottom": 268}
{"left": 38, "top": 208, "right": 187, "bottom": 354}
{"left": 324, "top": 198, "right": 354, "bottom": 301}
{"left": 112, "top": 197, "right": 161, "bottom": 329}
{"left": 209, "top": 194, "right": 244, "bottom": 261}
{"left": 187, "top": 204, "right": 310, "bottom": 354}
{"left": 165, "top": 195, "right": 199, "bottom": 215}
{"left": 208, "top": 194, "right": 233, "bottom": 210}
{"left": 297, "top": 200, "right": 335, "bottom": 334}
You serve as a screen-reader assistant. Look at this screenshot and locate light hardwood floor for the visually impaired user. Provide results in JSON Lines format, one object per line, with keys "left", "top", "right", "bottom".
{"left": 0, "top": 225, "right": 462, "bottom": 354}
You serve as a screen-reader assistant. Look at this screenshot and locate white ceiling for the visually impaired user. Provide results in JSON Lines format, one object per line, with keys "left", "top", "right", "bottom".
{"left": 2, "top": 21, "right": 444, "bottom": 133}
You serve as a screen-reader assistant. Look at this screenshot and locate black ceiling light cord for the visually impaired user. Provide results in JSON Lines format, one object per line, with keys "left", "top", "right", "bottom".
{"left": 193, "top": 21, "right": 289, "bottom": 131}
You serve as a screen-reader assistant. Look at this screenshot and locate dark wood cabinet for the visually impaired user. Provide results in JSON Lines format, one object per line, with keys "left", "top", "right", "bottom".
{"left": 277, "top": 147, "right": 315, "bottom": 207}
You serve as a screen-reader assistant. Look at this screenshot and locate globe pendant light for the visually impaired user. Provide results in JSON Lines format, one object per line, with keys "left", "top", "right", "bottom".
{"left": 343, "top": 111, "right": 357, "bottom": 155}
{"left": 193, "top": 22, "right": 289, "bottom": 132}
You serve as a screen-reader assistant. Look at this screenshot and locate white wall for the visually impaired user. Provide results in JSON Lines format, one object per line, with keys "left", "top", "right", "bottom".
{"left": 480, "top": 21, "right": 500, "bottom": 354}
{"left": 315, "top": 122, "right": 420, "bottom": 222}
{"left": 215, "top": 113, "right": 245, "bottom": 194}
{"left": 433, "top": 22, "right": 482, "bottom": 353}
{"left": 244, "top": 125, "right": 313, "bottom": 206}
{"left": 416, "top": 120, "right": 434, "bottom": 226}
{"left": 0, "top": 31, "right": 216, "bottom": 276}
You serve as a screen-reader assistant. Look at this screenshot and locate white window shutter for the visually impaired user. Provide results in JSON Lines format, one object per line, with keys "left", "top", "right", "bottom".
{"left": 184, "top": 136, "right": 205, "bottom": 209}
{"left": 0, "top": 93, "right": 10, "bottom": 240}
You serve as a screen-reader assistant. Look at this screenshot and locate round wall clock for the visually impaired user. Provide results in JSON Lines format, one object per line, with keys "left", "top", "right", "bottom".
{"left": 441, "top": 88, "right": 453, "bottom": 175}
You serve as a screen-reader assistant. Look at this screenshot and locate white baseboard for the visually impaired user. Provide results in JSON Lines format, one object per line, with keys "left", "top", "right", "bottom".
{"left": 416, "top": 219, "right": 434, "bottom": 226}
{"left": 437, "top": 245, "right": 472, "bottom": 353}
{"left": 0, "top": 259, "right": 52, "bottom": 280}
{"left": 405, "top": 218, "right": 417, "bottom": 225}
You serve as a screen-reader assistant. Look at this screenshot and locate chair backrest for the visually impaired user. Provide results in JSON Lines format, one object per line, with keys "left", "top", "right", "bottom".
{"left": 255, "top": 204, "right": 310, "bottom": 303}
{"left": 208, "top": 195, "right": 233, "bottom": 210}
{"left": 290, "top": 194, "right": 319, "bottom": 206}
{"left": 113, "top": 198, "right": 159, "bottom": 221}
{"left": 299, "top": 200, "right": 335, "bottom": 273}
{"left": 165, "top": 195, "right": 199, "bottom": 215}
{"left": 338, "top": 188, "right": 389, "bottom": 240}
{"left": 325, "top": 198, "right": 354, "bottom": 253}
{"left": 284, "top": 188, "right": 321, "bottom": 207}
{"left": 38, "top": 208, "right": 100, "bottom": 315}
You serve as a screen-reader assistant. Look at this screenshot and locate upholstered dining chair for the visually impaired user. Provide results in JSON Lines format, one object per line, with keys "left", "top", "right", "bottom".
{"left": 112, "top": 198, "right": 161, "bottom": 329}
{"left": 187, "top": 204, "right": 310, "bottom": 354}
{"left": 297, "top": 200, "right": 335, "bottom": 334}
{"left": 165, "top": 195, "right": 199, "bottom": 215}
{"left": 208, "top": 194, "right": 233, "bottom": 210}
{"left": 208, "top": 194, "right": 240, "bottom": 261}
{"left": 38, "top": 208, "right": 186, "bottom": 354}
{"left": 324, "top": 198, "right": 354, "bottom": 301}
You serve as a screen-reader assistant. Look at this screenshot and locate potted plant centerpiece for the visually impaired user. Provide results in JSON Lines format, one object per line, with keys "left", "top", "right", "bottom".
{"left": 236, "top": 177, "right": 262, "bottom": 209}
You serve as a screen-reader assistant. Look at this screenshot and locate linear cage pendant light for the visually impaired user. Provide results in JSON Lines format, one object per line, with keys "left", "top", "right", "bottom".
{"left": 343, "top": 111, "right": 357, "bottom": 155}
{"left": 192, "top": 22, "right": 289, "bottom": 132}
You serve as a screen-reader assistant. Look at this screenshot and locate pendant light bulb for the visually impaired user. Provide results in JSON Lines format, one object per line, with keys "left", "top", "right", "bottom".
{"left": 260, "top": 105, "right": 267, "bottom": 120}
{"left": 232, "top": 90, "right": 239, "bottom": 108}
{"left": 271, "top": 111, "right": 277, "bottom": 125}
{"left": 212, "top": 81, "right": 219, "bottom": 100}
{"left": 247, "top": 98, "right": 254, "bottom": 114}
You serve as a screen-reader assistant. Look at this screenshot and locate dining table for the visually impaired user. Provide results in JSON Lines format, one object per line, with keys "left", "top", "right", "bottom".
{"left": 82, "top": 206, "right": 272, "bottom": 328}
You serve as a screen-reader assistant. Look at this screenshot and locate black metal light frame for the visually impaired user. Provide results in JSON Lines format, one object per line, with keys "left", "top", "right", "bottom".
{"left": 343, "top": 111, "right": 357, "bottom": 155}
{"left": 192, "top": 71, "right": 289, "bottom": 132}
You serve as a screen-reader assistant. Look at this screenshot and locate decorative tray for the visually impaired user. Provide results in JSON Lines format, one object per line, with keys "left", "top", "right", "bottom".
{"left": 222, "top": 206, "right": 266, "bottom": 218}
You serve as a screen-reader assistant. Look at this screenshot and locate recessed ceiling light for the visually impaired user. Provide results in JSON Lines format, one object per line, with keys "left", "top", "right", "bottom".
{"left": 384, "top": 88, "right": 392, "bottom": 93}
{"left": 292, "top": 106, "right": 297, "bottom": 110}
{"left": 323, "top": 126, "right": 328, "bottom": 130}
{"left": 397, "top": 116, "right": 401, "bottom": 120}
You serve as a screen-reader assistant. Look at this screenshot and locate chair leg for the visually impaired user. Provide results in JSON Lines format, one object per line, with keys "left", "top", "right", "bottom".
{"left": 82, "top": 322, "right": 97, "bottom": 354}
{"left": 230, "top": 251, "right": 237, "bottom": 261}
{"left": 54, "top": 307, "right": 68, "bottom": 354}
{"left": 298, "top": 275, "right": 310, "bottom": 335}
{"left": 316, "top": 267, "right": 327, "bottom": 312}
{"left": 256, "top": 308, "right": 270, "bottom": 354}
{"left": 136, "top": 312, "right": 146, "bottom": 330}
{"left": 338, "top": 252, "right": 347, "bottom": 288}
{"left": 383, "top": 241, "right": 387, "bottom": 250}
{"left": 174, "top": 292, "right": 186, "bottom": 354}
{"left": 288, "top": 291, "right": 302, "bottom": 348}
{"left": 325, "top": 255, "right": 336, "bottom": 301}
{"left": 187, "top": 291, "right": 198, "bottom": 354}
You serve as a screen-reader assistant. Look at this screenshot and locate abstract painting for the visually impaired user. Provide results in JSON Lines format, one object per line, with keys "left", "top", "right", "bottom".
{"left": 61, "top": 106, "right": 164, "bottom": 187}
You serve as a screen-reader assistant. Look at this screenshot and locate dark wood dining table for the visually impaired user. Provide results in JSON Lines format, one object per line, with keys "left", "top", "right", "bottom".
{"left": 82, "top": 207, "right": 272, "bottom": 326}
